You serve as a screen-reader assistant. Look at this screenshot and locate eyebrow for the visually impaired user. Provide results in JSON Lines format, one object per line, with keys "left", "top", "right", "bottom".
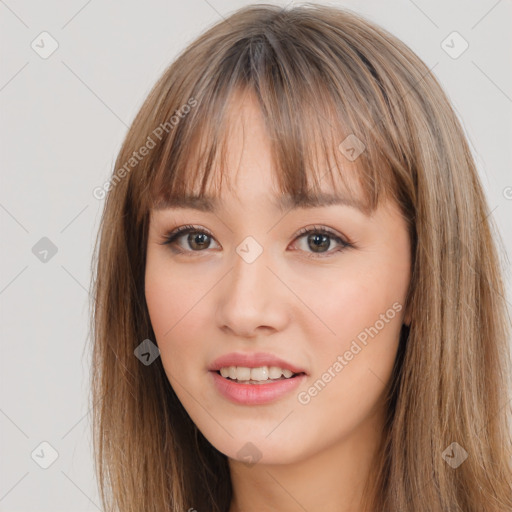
{"left": 153, "top": 192, "right": 368, "bottom": 214}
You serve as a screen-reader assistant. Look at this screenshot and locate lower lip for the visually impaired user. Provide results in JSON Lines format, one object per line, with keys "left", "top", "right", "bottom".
{"left": 210, "top": 371, "right": 307, "bottom": 405}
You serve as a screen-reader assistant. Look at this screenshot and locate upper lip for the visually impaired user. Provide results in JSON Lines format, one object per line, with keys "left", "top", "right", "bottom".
{"left": 208, "top": 352, "right": 308, "bottom": 375}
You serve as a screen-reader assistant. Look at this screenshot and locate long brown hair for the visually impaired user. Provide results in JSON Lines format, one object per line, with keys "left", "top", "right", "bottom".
{"left": 89, "top": 3, "right": 512, "bottom": 511}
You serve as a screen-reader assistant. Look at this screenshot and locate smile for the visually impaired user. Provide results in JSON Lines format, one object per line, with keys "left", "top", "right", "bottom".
{"left": 210, "top": 369, "right": 307, "bottom": 405}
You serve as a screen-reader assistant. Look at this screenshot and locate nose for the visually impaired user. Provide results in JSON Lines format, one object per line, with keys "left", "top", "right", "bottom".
{"left": 215, "top": 245, "right": 290, "bottom": 338}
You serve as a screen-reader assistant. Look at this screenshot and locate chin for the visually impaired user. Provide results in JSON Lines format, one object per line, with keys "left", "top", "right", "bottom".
{"left": 199, "top": 425, "right": 312, "bottom": 466}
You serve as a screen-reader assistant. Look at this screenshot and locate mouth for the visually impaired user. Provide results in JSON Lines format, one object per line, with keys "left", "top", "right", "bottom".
{"left": 207, "top": 353, "right": 308, "bottom": 404}
{"left": 214, "top": 366, "right": 306, "bottom": 385}
{"left": 209, "top": 365, "right": 308, "bottom": 405}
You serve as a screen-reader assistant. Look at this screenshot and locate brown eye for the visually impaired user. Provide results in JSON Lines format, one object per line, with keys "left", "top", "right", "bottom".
{"left": 161, "top": 225, "right": 220, "bottom": 254}
{"left": 186, "top": 232, "right": 211, "bottom": 250}
{"left": 292, "top": 226, "right": 352, "bottom": 258}
{"left": 306, "top": 233, "right": 331, "bottom": 253}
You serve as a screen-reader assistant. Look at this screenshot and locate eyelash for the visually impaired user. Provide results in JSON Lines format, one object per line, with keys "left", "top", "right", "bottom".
{"left": 159, "top": 224, "right": 353, "bottom": 259}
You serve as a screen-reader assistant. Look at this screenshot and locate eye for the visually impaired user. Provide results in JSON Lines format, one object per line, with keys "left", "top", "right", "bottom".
{"left": 159, "top": 224, "right": 220, "bottom": 255}
{"left": 159, "top": 224, "right": 353, "bottom": 258}
{"left": 291, "top": 225, "right": 352, "bottom": 258}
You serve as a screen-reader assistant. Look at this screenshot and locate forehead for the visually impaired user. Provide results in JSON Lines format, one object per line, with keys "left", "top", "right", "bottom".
{"left": 154, "top": 92, "right": 367, "bottom": 212}
{"left": 148, "top": 86, "right": 384, "bottom": 217}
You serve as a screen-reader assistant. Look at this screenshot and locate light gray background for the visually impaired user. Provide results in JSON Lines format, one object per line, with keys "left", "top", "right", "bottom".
{"left": 1, "top": 0, "right": 511, "bottom": 510}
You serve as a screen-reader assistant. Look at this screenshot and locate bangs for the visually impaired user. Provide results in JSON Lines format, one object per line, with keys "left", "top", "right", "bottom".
{"left": 145, "top": 10, "right": 411, "bottom": 218}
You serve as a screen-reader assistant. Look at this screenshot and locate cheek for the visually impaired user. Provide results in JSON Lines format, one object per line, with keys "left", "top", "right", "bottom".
{"left": 292, "top": 264, "right": 405, "bottom": 349}
{"left": 144, "top": 257, "right": 209, "bottom": 373}
{"left": 145, "top": 248, "right": 211, "bottom": 331}
{"left": 293, "top": 257, "right": 407, "bottom": 402}
{"left": 292, "top": 280, "right": 403, "bottom": 447}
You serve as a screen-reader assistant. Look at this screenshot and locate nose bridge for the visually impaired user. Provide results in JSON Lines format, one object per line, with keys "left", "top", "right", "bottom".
{"left": 228, "top": 238, "right": 273, "bottom": 309}
{"left": 216, "top": 237, "right": 288, "bottom": 336}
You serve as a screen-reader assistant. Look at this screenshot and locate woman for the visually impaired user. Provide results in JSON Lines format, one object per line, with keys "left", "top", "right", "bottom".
{"left": 90, "top": 4, "right": 512, "bottom": 511}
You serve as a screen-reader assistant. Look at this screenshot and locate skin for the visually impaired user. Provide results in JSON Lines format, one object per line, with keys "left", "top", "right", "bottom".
{"left": 145, "top": 91, "right": 411, "bottom": 512}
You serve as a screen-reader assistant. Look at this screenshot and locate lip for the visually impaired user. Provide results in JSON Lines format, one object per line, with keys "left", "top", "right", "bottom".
{"left": 207, "top": 352, "right": 308, "bottom": 375}
{"left": 209, "top": 370, "right": 307, "bottom": 405}
{"left": 207, "top": 351, "right": 308, "bottom": 405}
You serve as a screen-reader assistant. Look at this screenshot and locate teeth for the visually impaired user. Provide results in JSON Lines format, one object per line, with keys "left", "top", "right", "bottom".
{"left": 268, "top": 366, "right": 282, "bottom": 379}
{"left": 236, "top": 367, "right": 251, "bottom": 380}
{"left": 250, "top": 366, "right": 268, "bottom": 381}
{"left": 219, "top": 366, "right": 297, "bottom": 381}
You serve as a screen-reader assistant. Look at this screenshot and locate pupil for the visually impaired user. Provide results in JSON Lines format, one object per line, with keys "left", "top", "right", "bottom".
{"left": 189, "top": 232, "right": 210, "bottom": 250}
{"left": 309, "top": 233, "right": 329, "bottom": 252}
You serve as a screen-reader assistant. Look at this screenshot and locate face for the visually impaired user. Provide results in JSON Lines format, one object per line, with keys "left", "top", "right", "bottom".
{"left": 145, "top": 91, "right": 411, "bottom": 466}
